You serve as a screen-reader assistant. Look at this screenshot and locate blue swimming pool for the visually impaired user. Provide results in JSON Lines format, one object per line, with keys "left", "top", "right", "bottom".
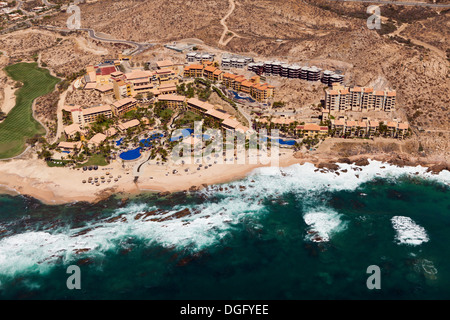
{"left": 274, "top": 139, "right": 296, "bottom": 146}
{"left": 116, "top": 138, "right": 123, "bottom": 146}
{"left": 140, "top": 133, "right": 163, "bottom": 147}
{"left": 170, "top": 128, "right": 194, "bottom": 142}
{"left": 230, "top": 91, "right": 255, "bottom": 103}
{"left": 260, "top": 136, "right": 296, "bottom": 146}
{"left": 62, "top": 151, "right": 71, "bottom": 154}
{"left": 119, "top": 148, "right": 142, "bottom": 161}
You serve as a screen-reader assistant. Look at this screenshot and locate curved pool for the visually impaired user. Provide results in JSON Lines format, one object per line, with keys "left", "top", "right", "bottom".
{"left": 230, "top": 91, "right": 255, "bottom": 103}
{"left": 170, "top": 128, "right": 194, "bottom": 142}
{"left": 119, "top": 147, "right": 142, "bottom": 161}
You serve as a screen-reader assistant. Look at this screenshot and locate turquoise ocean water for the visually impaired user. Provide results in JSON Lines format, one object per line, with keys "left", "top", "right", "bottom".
{"left": 0, "top": 161, "right": 449, "bottom": 299}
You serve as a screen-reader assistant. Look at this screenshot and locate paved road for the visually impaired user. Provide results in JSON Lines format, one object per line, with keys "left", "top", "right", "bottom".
{"left": 40, "top": 26, "right": 154, "bottom": 55}
{"left": 326, "top": 0, "right": 450, "bottom": 8}
{"left": 79, "top": 28, "right": 153, "bottom": 54}
{"left": 42, "top": 0, "right": 56, "bottom": 7}
{"left": 215, "top": 86, "right": 253, "bottom": 127}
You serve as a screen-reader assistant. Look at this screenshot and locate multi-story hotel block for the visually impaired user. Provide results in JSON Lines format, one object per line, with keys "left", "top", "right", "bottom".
{"left": 186, "top": 98, "right": 214, "bottom": 114}
{"left": 71, "top": 105, "right": 114, "bottom": 127}
{"left": 157, "top": 94, "right": 186, "bottom": 109}
{"left": 183, "top": 64, "right": 275, "bottom": 103}
{"left": 111, "top": 97, "right": 138, "bottom": 116}
{"left": 325, "top": 84, "right": 396, "bottom": 112}
{"left": 184, "top": 64, "right": 205, "bottom": 78}
{"left": 222, "top": 72, "right": 274, "bottom": 102}
{"left": 330, "top": 119, "right": 408, "bottom": 138}
{"left": 296, "top": 124, "right": 329, "bottom": 137}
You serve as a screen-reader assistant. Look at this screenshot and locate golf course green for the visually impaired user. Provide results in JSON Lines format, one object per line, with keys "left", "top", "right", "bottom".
{"left": 0, "top": 62, "right": 60, "bottom": 159}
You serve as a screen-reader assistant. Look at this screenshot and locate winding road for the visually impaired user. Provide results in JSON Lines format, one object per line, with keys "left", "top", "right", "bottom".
{"left": 219, "top": 0, "right": 240, "bottom": 46}
{"left": 40, "top": 26, "right": 154, "bottom": 55}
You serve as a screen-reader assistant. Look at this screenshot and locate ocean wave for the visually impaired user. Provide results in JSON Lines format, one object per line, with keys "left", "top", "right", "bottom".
{"left": 303, "top": 208, "right": 347, "bottom": 243}
{"left": 391, "top": 216, "right": 429, "bottom": 245}
{"left": 0, "top": 160, "right": 447, "bottom": 277}
{"left": 0, "top": 198, "right": 265, "bottom": 277}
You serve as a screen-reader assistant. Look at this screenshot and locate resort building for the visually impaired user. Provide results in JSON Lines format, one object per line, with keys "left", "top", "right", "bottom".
{"left": 296, "top": 124, "right": 329, "bottom": 137}
{"left": 112, "top": 97, "right": 138, "bottom": 116}
{"left": 184, "top": 64, "right": 204, "bottom": 78}
{"left": 106, "top": 127, "right": 118, "bottom": 137}
{"left": 203, "top": 65, "right": 218, "bottom": 81}
{"left": 71, "top": 105, "right": 113, "bottom": 127}
{"left": 118, "top": 119, "right": 140, "bottom": 132}
{"left": 205, "top": 108, "right": 231, "bottom": 123}
{"left": 186, "top": 98, "right": 214, "bottom": 114}
{"left": 58, "top": 141, "right": 82, "bottom": 153}
{"left": 156, "top": 60, "right": 174, "bottom": 70}
{"left": 64, "top": 123, "right": 85, "bottom": 140}
{"left": 155, "top": 68, "right": 177, "bottom": 85}
{"left": 325, "top": 84, "right": 396, "bottom": 112}
{"left": 157, "top": 94, "right": 186, "bottom": 108}
{"left": 271, "top": 118, "right": 296, "bottom": 128}
{"left": 159, "top": 84, "right": 177, "bottom": 95}
{"left": 89, "top": 133, "right": 107, "bottom": 147}
{"left": 329, "top": 119, "right": 408, "bottom": 138}
{"left": 184, "top": 64, "right": 275, "bottom": 102}
{"left": 85, "top": 63, "right": 118, "bottom": 85}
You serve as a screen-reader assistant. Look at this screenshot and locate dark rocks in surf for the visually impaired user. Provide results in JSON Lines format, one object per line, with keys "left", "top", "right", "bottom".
{"left": 104, "top": 214, "right": 127, "bottom": 223}
{"left": 337, "top": 157, "right": 352, "bottom": 164}
{"left": 317, "top": 162, "right": 340, "bottom": 171}
{"left": 74, "top": 248, "right": 90, "bottom": 254}
{"left": 427, "top": 163, "right": 450, "bottom": 174}
{"left": 354, "top": 158, "right": 370, "bottom": 166}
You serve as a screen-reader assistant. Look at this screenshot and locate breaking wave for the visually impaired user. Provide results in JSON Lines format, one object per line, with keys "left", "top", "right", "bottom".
{"left": 0, "top": 160, "right": 448, "bottom": 277}
{"left": 391, "top": 216, "right": 429, "bottom": 245}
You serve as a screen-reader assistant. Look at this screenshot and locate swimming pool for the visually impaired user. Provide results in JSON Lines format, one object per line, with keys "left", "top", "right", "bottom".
{"left": 140, "top": 133, "right": 163, "bottom": 147}
{"left": 116, "top": 138, "right": 123, "bottom": 146}
{"left": 170, "top": 128, "right": 194, "bottom": 142}
{"left": 230, "top": 91, "right": 255, "bottom": 103}
{"left": 260, "top": 136, "right": 296, "bottom": 146}
{"left": 119, "top": 147, "right": 142, "bottom": 161}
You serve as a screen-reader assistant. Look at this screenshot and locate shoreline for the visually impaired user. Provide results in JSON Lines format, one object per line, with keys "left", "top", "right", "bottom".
{"left": 0, "top": 151, "right": 448, "bottom": 206}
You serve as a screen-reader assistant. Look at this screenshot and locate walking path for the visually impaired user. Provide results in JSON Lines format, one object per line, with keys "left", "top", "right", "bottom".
{"left": 219, "top": 0, "right": 239, "bottom": 46}
{"left": 390, "top": 22, "right": 447, "bottom": 59}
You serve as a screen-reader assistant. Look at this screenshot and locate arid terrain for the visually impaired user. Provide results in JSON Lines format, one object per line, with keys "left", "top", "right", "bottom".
{"left": 1, "top": 0, "right": 448, "bottom": 163}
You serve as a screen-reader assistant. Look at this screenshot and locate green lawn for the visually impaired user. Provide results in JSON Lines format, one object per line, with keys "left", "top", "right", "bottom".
{"left": 76, "top": 154, "right": 109, "bottom": 168}
{"left": 0, "top": 63, "right": 60, "bottom": 159}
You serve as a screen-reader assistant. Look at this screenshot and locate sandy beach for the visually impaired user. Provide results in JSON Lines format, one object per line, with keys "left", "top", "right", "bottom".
{"left": 0, "top": 150, "right": 303, "bottom": 204}
{"left": 0, "top": 142, "right": 448, "bottom": 205}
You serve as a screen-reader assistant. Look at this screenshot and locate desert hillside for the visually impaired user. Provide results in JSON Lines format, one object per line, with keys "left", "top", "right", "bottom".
{"left": 2, "top": 0, "right": 449, "bottom": 160}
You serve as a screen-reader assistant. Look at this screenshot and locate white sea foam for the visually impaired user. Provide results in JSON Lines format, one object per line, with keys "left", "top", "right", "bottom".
{"left": 0, "top": 160, "right": 447, "bottom": 277}
{"left": 391, "top": 216, "right": 429, "bottom": 245}
{"left": 303, "top": 209, "right": 346, "bottom": 242}
{"left": 0, "top": 198, "right": 265, "bottom": 277}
